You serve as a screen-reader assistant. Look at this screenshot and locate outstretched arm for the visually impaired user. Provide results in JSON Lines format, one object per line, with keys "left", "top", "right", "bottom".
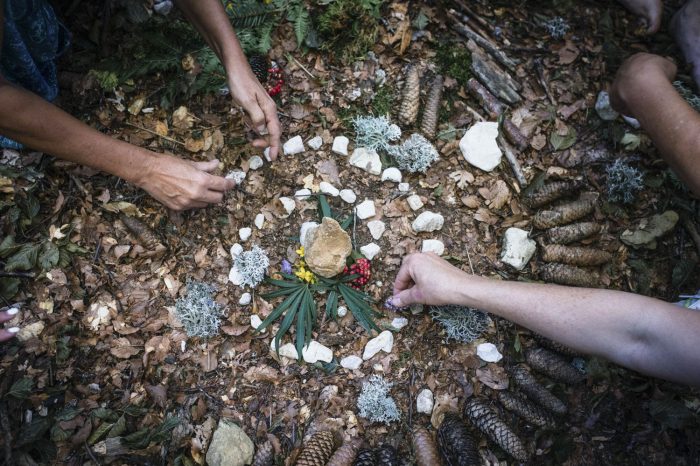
{"left": 392, "top": 253, "right": 700, "bottom": 387}
{"left": 174, "top": 0, "right": 281, "bottom": 159}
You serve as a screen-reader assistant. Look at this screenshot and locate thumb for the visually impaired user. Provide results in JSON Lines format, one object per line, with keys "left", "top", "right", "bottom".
{"left": 191, "top": 159, "right": 220, "bottom": 173}
{"left": 391, "top": 287, "right": 419, "bottom": 308}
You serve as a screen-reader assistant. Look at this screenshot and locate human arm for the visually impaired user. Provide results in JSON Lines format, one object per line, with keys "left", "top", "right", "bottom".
{"left": 610, "top": 53, "right": 700, "bottom": 196}
{"left": 174, "top": 0, "right": 281, "bottom": 159}
{"left": 392, "top": 253, "right": 700, "bottom": 386}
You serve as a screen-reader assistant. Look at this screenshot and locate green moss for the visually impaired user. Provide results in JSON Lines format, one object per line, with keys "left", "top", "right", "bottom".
{"left": 371, "top": 85, "right": 394, "bottom": 116}
{"left": 316, "top": 0, "right": 384, "bottom": 62}
{"left": 434, "top": 40, "right": 472, "bottom": 87}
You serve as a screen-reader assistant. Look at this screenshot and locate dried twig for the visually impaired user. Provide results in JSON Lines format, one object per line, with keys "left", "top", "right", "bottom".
{"left": 467, "top": 78, "right": 528, "bottom": 149}
{"left": 447, "top": 10, "right": 517, "bottom": 71}
{"left": 498, "top": 135, "right": 527, "bottom": 188}
{"left": 285, "top": 53, "right": 317, "bottom": 80}
{"left": 123, "top": 122, "right": 185, "bottom": 146}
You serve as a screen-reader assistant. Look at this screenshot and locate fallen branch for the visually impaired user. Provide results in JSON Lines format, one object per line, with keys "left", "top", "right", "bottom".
{"left": 467, "top": 78, "right": 528, "bottom": 150}
{"left": 447, "top": 9, "right": 518, "bottom": 72}
{"left": 498, "top": 134, "right": 527, "bottom": 188}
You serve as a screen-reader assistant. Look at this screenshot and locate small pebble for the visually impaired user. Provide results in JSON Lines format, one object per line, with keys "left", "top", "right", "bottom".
{"left": 249, "top": 155, "right": 263, "bottom": 170}
{"left": 332, "top": 136, "right": 350, "bottom": 156}
{"left": 355, "top": 199, "right": 376, "bottom": 220}
{"left": 391, "top": 317, "right": 408, "bottom": 329}
{"left": 340, "top": 189, "right": 357, "bottom": 204}
{"left": 340, "top": 355, "right": 363, "bottom": 370}
{"left": 320, "top": 181, "right": 340, "bottom": 197}
{"left": 360, "top": 243, "right": 381, "bottom": 260}
{"left": 381, "top": 167, "right": 402, "bottom": 183}
{"left": 279, "top": 197, "right": 296, "bottom": 216}
{"left": 239, "top": 227, "right": 252, "bottom": 241}
{"left": 254, "top": 213, "right": 265, "bottom": 229}
{"left": 398, "top": 183, "right": 410, "bottom": 192}
{"left": 337, "top": 305, "right": 348, "bottom": 317}
{"left": 308, "top": 135, "right": 323, "bottom": 150}
{"left": 407, "top": 194, "right": 424, "bottom": 211}
{"left": 367, "top": 220, "right": 386, "bottom": 240}
{"left": 294, "top": 188, "right": 312, "bottom": 200}
{"left": 283, "top": 135, "right": 305, "bottom": 155}
{"left": 230, "top": 243, "right": 243, "bottom": 258}
{"left": 240, "top": 293, "right": 252, "bottom": 306}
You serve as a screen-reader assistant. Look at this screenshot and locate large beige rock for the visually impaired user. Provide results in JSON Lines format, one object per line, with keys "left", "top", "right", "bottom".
{"left": 206, "top": 421, "right": 254, "bottom": 466}
{"left": 305, "top": 218, "right": 352, "bottom": 278}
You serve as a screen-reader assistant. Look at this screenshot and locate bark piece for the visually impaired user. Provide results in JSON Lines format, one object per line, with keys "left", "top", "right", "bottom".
{"left": 437, "top": 413, "right": 481, "bottom": 466}
{"left": 526, "top": 348, "right": 585, "bottom": 384}
{"left": 545, "top": 222, "right": 601, "bottom": 244}
{"left": 541, "top": 244, "right": 613, "bottom": 266}
{"left": 497, "top": 391, "right": 557, "bottom": 428}
{"left": 296, "top": 431, "right": 336, "bottom": 466}
{"left": 327, "top": 438, "right": 361, "bottom": 466}
{"left": 463, "top": 398, "right": 529, "bottom": 462}
{"left": 398, "top": 66, "right": 421, "bottom": 126}
{"left": 531, "top": 333, "right": 580, "bottom": 357}
{"left": 522, "top": 180, "right": 583, "bottom": 208}
{"left": 412, "top": 426, "right": 443, "bottom": 466}
{"left": 510, "top": 366, "right": 567, "bottom": 414}
{"left": 420, "top": 75, "right": 444, "bottom": 139}
{"left": 540, "top": 263, "right": 600, "bottom": 287}
{"left": 532, "top": 198, "right": 596, "bottom": 229}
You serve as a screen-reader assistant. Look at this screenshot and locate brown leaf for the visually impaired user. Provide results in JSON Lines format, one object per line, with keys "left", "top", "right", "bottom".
{"left": 199, "top": 349, "right": 218, "bottom": 372}
{"left": 244, "top": 365, "right": 280, "bottom": 384}
{"left": 144, "top": 335, "right": 171, "bottom": 364}
{"left": 146, "top": 384, "right": 168, "bottom": 408}
{"left": 110, "top": 337, "right": 140, "bottom": 359}
{"left": 476, "top": 366, "right": 509, "bottom": 390}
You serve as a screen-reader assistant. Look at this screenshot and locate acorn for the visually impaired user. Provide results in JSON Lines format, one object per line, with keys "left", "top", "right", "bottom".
{"left": 420, "top": 75, "right": 444, "bottom": 139}
{"left": 327, "top": 438, "right": 362, "bottom": 466}
{"left": 398, "top": 65, "right": 421, "bottom": 126}
{"left": 532, "top": 197, "right": 596, "bottom": 229}
{"left": 541, "top": 244, "right": 613, "bottom": 266}
{"left": 540, "top": 263, "right": 600, "bottom": 287}
{"left": 463, "top": 398, "right": 529, "bottom": 462}
{"left": 412, "top": 426, "right": 443, "bottom": 466}
{"left": 437, "top": 413, "right": 481, "bottom": 466}
{"left": 510, "top": 366, "right": 568, "bottom": 415}
{"left": 248, "top": 54, "right": 269, "bottom": 83}
{"left": 296, "top": 431, "right": 336, "bottom": 466}
{"left": 497, "top": 391, "right": 557, "bottom": 428}
{"left": 252, "top": 440, "right": 274, "bottom": 466}
{"left": 375, "top": 445, "right": 400, "bottom": 466}
{"left": 522, "top": 180, "right": 583, "bottom": 208}
{"left": 545, "top": 221, "right": 601, "bottom": 244}
{"left": 531, "top": 333, "right": 580, "bottom": 357}
{"left": 352, "top": 448, "right": 377, "bottom": 466}
{"left": 526, "top": 348, "right": 585, "bottom": 385}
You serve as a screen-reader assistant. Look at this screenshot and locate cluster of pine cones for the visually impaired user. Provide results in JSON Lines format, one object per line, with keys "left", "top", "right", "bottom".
{"left": 397, "top": 66, "right": 444, "bottom": 139}
{"left": 523, "top": 179, "right": 613, "bottom": 287}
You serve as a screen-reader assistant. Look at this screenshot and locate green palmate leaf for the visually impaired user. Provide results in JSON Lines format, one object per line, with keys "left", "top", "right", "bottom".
{"left": 5, "top": 242, "right": 40, "bottom": 272}
{"left": 340, "top": 215, "right": 353, "bottom": 230}
{"left": 550, "top": 127, "right": 577, "bottom": 151}
{"left": 292, "top": 7, "right": 310, "bottom": 47}
{"left": 318, "top": 194, "right": 332, "bottom": 219}
{"left": 0, "top": 235, "right": 18, "bottom": 258}
{"left": 326, "top": 290, "right": 338, "bottom": 319}
{"left": 295, "top": 302, "right": 306, "bottom": 357}
{"left": 338, "top": 284, "right": 381, "bottom": 332}
{"left": 0, "top": 277, "right": 20, "bottom": 300}
{"left": 259, "top": 287, "right": 305, "bottom": 333}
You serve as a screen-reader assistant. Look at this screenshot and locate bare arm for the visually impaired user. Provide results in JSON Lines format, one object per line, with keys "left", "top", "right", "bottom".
{"left": 392, "top": 253, "right": 700, "bottom": 386}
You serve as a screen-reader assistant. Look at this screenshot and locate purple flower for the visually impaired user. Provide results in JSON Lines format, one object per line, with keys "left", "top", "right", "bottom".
{"left": 281, "top": 259, "right": 293, "bottom": 274}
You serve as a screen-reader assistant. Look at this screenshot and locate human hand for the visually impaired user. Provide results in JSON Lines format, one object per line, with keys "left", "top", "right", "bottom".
{"left": 228, "top": 70, "right": 282, "bottom": 160}
{"left": 0, "top": 307, "right": 20, "bottom": 343}
{"left": 391, "top": 253, "right": 469, "bottom": 307}
{"left": 139, "top": 153, "right": 235, "bottom": 211}
{"left": 610, "top": 53, "right": 677, "bottom": 117}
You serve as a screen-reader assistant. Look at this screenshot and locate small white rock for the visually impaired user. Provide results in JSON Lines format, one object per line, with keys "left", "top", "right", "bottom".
{"left": 416, "top": 388, "right": 434, "bottom": 414}
{"left": 340, "top": 355, "right": 363, "bottom": 370}
{"left": 225, "top": 170, "right": 246, "bottom": 185}
{"left": 302, "top": 341, "right": 333, "bottom": 364}
{"left": 362, "top": 330, "right": 394, "bottom": 360}
{"left": 239, "top": 227, "right": 252, "bottom": 241}
{"left": 277, "top": 342, "right": 300, "bottom": 360}
{"left": 349, "top": 147, "right": 382, "bottom": 175}
{"left": 320, "top": 181, "right": 340, "bottom": 197}
{"left": 283, "top": 135, "right": 305, "bottom": 155}
{"left": 381, "top": 167, "right": 402, "bottom": 183}
{"left": 355, "top": 199, "right": 376, "bottom": 220}
{"left": 337, "top": 306, "right": 348, "bottom": 317}
{"left": 230, "top": 243, "right": 243, "bottom": 258}
{"left": 460, "top": 122, "right": 502, "bottom": 172}
{"left": 254, "top": 213, "right": 265, "bottom": 229}
{"left": 477, "top": 342, "right": 503, "bottom": 363}
{"left": 249, "top": 155, "right": 263, "bottom": 170}
{"left": 622, "top": 114, "right": 641, "bottom": 128}
{"left": 279, "top": 197, "right": 296, "bottom": 216}
{"left": 412, "top": 211, "right": 444, "bottom": 233}
{"left": 421, "top": 239, "right": 445, "bottom": 256}
{"left": 595, "top": 91, "right": 619, "bottom": 121}
{"left": 407, "top": 194, "right": 424, "bottom": 211}
{"left": 332, "top": 136, "right": 350, "bottom": 156}
{"left": 360, "top": 243, "right": 381, "bottom": 260}
{"left": 181, "top": 340, "right": 186, "bottom": 352}
{"left": 391, "top": 317, "right": 408, "bottom": 330}
{"left": 294, "top": 188, "right": 312, "bottom": 200}
{"left": 367, "top": 220, "right": 386, "bottom": 240}
{"left": 398, "top": 183, "right": 410, "bottom": 192}
{"left": 299, "top": 222, "right": 319, "bottom": 249}
{"left": 263, "top": 147, "right": 272, "bottom": 162}
{"left": 340, "top": 189, "right": 357, "bottom": 204}
{"left": 308, "top": 135, "right": 323, "bottom": 150}
{"left": 500, "top": 227, "right": 536, "bottom": 270}
{"left": 228, "top": 266, "right": 243, "bottom": 286}
{"left": 250, "top": 313, "right": 262, "bottom": 329}
{"left": 239, "top": 293, "right": 252, "bottom": 306}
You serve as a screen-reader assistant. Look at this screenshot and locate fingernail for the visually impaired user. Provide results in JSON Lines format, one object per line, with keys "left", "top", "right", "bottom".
{"left": 7, "top": 327, "right": 20, "bottom": 334}
{"left": 257, "top": 125, "right": 267, "bottom": 134}
{"left": 6, "top": 307, "right": 18, "bottom": 315}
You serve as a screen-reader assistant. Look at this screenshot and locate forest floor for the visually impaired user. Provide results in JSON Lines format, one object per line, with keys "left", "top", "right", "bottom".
{"left": 2, "top": 0, "right": 700, "bottom": 465}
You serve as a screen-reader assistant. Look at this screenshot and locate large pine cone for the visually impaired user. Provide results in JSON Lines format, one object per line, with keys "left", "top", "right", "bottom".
{"left": 420, "top": 74, "right": 444, "bottom": 139}
{"left": 510, "top": 366, "right": 568, "bottom": 414}
{"left": 531, "top": 333, "right": 580, "bottom": 357}
{"left": 497, "top": 391, "right": 557, "bottom": 428}
{"left": 540, "top": 263, "right": 600, "bottom": 287}
{"left": 398, "top": 65, "right": 421, "bottom": 126}
{"left": 352, "top": 448, "right": 377, "bottom": 466}
{"left": 327, "top": 438, "right": 361, "bottom": 466}
{"left": 437, "top": 413, "right": 480, "bottom": 466}
{"left": 252, "top": 440, "right": 274, "bottom": 466}
{"left": 463, "top": 398, "right": 529, "bottom": 462}
{"left": 532, "top": 197, "right": 596, "bottom": 229}
{"left": 295, "top": 431, "right": 336, "bottom": 466}
{"left": 545, "top": 221, "right": 601, "bottom": 245}
{"left": 412, "top": 426, "right": 443, "bottom": 466}
{"left": 375, "top": 445, "right": 400, "bottom": 466}
{"left": 248, "top": 54, "right": 269, "bottom": 83}
{"left": 522, "top": 180, "right": 583, "bottom": 208}
{"left": 526, "top": 348, "right": 585, "bottom": 384}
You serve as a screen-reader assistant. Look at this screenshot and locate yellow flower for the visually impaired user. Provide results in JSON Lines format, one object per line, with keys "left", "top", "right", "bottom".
{"left": 296, "top": 246, "right": 305, "bottom": 258}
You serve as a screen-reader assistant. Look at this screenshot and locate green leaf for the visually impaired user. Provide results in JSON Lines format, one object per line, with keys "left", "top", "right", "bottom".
{"left": 413, "top": 11, "right": 429, "bottom": 30}
{"left": 0, "top": 235, "right": 18, "bottom": 258}
{"left": 0, "top": 277, "right": 20, "bottom": 300}
{"left": 108, "top": 415, "right": 127, "bottom": 438}
{"left": 38, "top": 241, "right": 60, "bottom": 270}
{"left": 292, "top": 7, "right": 310, "bottom": 47}
{"left": 88, "top": 420, "right": 114, "bottom": 445}
{"left": 295, "top": 302, "right": 306, "bottom": 357}
{"left": 620, "top": 132, "right": 641, "bottom": 151}
{"left": 5, "top": 242, "right": 40, "bottom": 271}
{"left": 6, "top": 378, "right": 33, "bottom": 399}
{"left": 549, "top": 127, "right": 577, "bottom": 151}
{"left": 318, "top": 194, "right": 332, "bottom": 220}
{"left": 339, "top": 284, "right": 380, "bottom": 333}
{"left": 258, "top": 287, "right": 305, "bottom": 333}
{"left": 339, "top": 215, "right": 353, "bottom": 230}
{"left": 325, "top": 290, "right": 338, "bottom": 319}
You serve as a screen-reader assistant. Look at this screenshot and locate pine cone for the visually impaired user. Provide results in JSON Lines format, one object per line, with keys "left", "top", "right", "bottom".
{"left": 248, "top": 54, "right": 269, "bottom": 83}
{"left": 412, "top": 426, "right": 443, "bottom": 466}
{"left": 497, "top": 391, "right": 557, "bottom": 428}
{"left": 510, "top": 366, "right": 567, "bottom": 414}
{"left": 463, "top": 398, "right": 529, "bottom": 462}
{"left": 375, "top": 445, "right": 399, "bottom": 466}
{"left": 398, "top": 66, "right": 421, "bottom": 126}
{"left": 526, "top": 348, "right": 586, "bottom": 385}
{"left": 532, "top": 197, "right": 596, "bottom": 229}
{"left": 252, "top": 440, "right": 274, "bottom": 466}
{"left": 531, "top": 333, "right": 580, "bottom": 357}
{"left": 437, "top": 413, "right": 480, "bottom": 466}
{"left": 540, "top": 263, "right": 600, "bottom": 287}
{"left": 327, "top": 438, "right": 361, "bottom": 466}
{"left": 120, "top": 214, "right": 163, "bottom": 250}
{"left": 353, "top": 448, "right": 377, "bottom": 466}
{"left": 295, "top": 431, "right": 336, "bottom": 466}
{"left": 522, "top": 180, "right": 583, "bottom": 208}
{"left": 420, "top": 75, "right": 444, "bottom": 139}
{"left": 541, "top": 244, "right": 613, "bottom": 266}
{"left": 545, "top": 221, "right": 601, "bottom": 244}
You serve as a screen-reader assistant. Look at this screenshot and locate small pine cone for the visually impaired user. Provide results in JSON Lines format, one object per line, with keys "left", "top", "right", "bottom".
{"left": 546, "top": 221, "right": 601, "bottom": 244}
{"left": 526, "top": 348, "right": 585, "bottom": 384}
{"left": 437, "top": 413, "right": 481, "bottom": 466}
{"left": 532, "top": 197, "right": 596, "bottom": 229}
{"left": 375, "top": 445, "right": 399, "bottom": 466}
{"left": 463, "top": 399, "right": 529, "bottom": 462}
{"left": 252, "top": 440, "right": 274, "bottom": 466}
{"left": 295, "top": 431, "right": 336, "bottom": 466}
{"left": 352, "top": 448, "right": 377, "bottom": 466}
{"left": 398, "top": 66, "right": 421, "bottom": 126}
{"left": 327, "top": 438, "right": 361, "bottom": 466}
{"left": 541, "top": 244, "right": 613, "bottom": 266}
{"left": 531, "top": 333, "right": 580, "bottom": 357}
{"left": 248, "top": 54, "right": 269, "bottom": 83}
{"left": 540, "top": 263, "right": 600, "bottom": 287}
{"left": 522, "top": 180, "right": 584, "bottom": 208}
{"left": 120, "top": 214, "right": 163, "bottom": 250}
{"left": 497, "top": 391, "right": 557, "bottom": 428}
{"left": 412, "top": 426, "right": 443, "bottom": 466}
{"left": 510, "top": 366, "right": 567, "bottom": 414}
{"left": 420, "top": 75, "right": 444, "bottom": 139}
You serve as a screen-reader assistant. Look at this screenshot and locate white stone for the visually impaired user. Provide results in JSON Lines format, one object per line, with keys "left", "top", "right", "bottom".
{"left": 355, "top": 200, "right": 376, "bottom": 219}
{"left": 500, "top": 227, "right": 536, "bottom": 270}
{"left": 228, "top": 266, "right": 243, "bottom": 286}
{"left": 230, "top": 243, "right": 243, "bottom": 258}
{"left": 460, "top": 122, "right": 502, "bottom": 172}
{"left": 332, "top": 136, "right": 350, "bottom": 156}
{"left": 320, "top": 181, "right": 339, "bottom": 197}
{"left": 416, "top": 388, "right": 434, "bottom": 414}
{"left": 412, "top": 211, "right": 444, "bottom": 233}
{"left": 295, "top": 188, "right": 312, "bottom": 200}
{"left": 263, "top": 147, "right": 272, "bottom": 162}
{"left": 407, "top": 194, "right": 424, "bottom": 211}
{"left": 250, "top": 314, "right": 263, "bottom": 329}
{"left": 595, "top": 91, "right": 619, "bottom": 121}
{"left": 367, "top": 220, "right": 386, "bottom": 240}
{"left": 302, "top": 341, "right": 333, "bottom": 364}
{"left": 225, "top": 170, "right": 246, "bottom": 185}
{"left": 248, "top": 155, "right": 263, "bottom": 170}
{"left": 239, "top": 293, "right": 252, "bottom": 306}
{"left": 360, "top": 243, "right": 381, "bottom": 260}
{"left": 283, "top": 135, "right": 305, "bottom": 155}
{"left": 477, "top": 342, "right": 503, "bottom": 363}
{"left": 279, "top": 197, "right": 296, "bottom": 216}
{"left": 421, "top": 239, "right": 445, "bottom": 256}
{"left": 308, "top": 135, "right": 323, "bottom": 150}
{"left": 239, "top": 227, "right": 252, "bottom": 241}
{"left": 398, "top": 183, "right": 410, "bottom": 192}
{"left": 254, "top": 213, "right": 265, "bottom": 229}
{"left": 299, "top": 222, "right": 320, "bottom": 249}
{"left": 277, "top": 342, "right": 300, "bottom": 360}
{"left": 391, "top": 317, "right": 409, "bottom": 330}
{"left": 349, "top": 147, "right": 382, "bottom": 175}
{"left": 622, "top": 114, "right": 640, "bottom": 128}
{"left": 337, "top": 306, "right": 348, "bottom": 317}
{"left": 340, "top": 355, "right": 363, "bottom": 370}
{"left": 340, "top": 189, "right": 357, "bottom": 204}
{"left": 381, "top": 167, "right": 402, "bottom": 183}
{"left": 362, "top": 330, "right": 394, "bottom": 360}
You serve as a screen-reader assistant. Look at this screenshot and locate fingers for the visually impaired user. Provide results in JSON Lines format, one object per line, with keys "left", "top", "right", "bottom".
{"left": 393, "top": 254, "right": 417, "bottom": 295}
{"left": 206, "top": 174, "right": 236, "bottom": 192}
{"left": 257, "top": 93, "right": 281, "bottom": 160}
{"left": 191, "top": 159, "right": 220, "bottom": 173}
{"left": 0, "top": 328, "right": 19, "bottom": 342}
{"left": 0, "top": 307, "right": 18, "bottom": 324}
{"left": 392, "top": 287, "right": 420, "bottom": 308}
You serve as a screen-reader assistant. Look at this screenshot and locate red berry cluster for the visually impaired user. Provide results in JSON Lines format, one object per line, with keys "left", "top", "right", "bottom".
{"left": 266, "top": 62, "right": 284, "bottom": 97}
{"left": 343, "top": 258, "right": 371, "bottom": 289}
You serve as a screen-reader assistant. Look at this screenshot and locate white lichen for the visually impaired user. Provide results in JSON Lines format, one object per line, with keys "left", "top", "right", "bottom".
{"left": 606, "top": 159, "right": 644, "bottom": 204}
{"left": 673, "top": 80, "right": 700, "bottom": 112}
{"left": 357, "top": 375, "right": 401, "bottom": 425}
{"left": 543, "top": 16, "right": 570, "bottom": 39}
{"left": 353, "top": 115, "right": 402, "bottom": 153}
{"left": 388, "top": 133, "right": 439, "bottom": 173}
{"left": 430, "top": 305, "right": 490, "bottom": 343}
{"left": 233, "top": 245, "right": 269, "bottom": 288}
{"left": 175, "top": 281, "right": 225, "bottom": 338}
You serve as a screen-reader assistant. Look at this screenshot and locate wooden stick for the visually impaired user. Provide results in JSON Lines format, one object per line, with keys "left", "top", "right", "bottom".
{"left": 498, "top": 135, "right": 527, "bottom": 188}
{"left": 467, "top": 78, "right": 528, "bottom": 149}
{"left": 447, "top": 10, "right": 517, "bottom": 71}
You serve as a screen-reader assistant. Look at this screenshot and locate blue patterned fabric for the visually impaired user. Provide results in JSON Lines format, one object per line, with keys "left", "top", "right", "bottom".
{"left": 0, "top": 0, "right": 70, "bottom": 148}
